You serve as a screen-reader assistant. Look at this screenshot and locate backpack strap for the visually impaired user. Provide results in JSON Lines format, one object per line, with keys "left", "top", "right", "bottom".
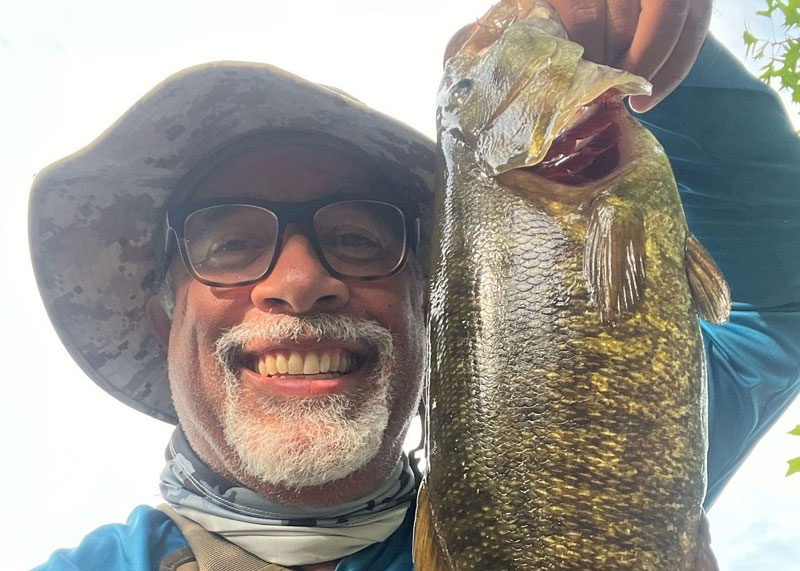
{"left": 157, "top": 504, "right": 293, "bottom": 571}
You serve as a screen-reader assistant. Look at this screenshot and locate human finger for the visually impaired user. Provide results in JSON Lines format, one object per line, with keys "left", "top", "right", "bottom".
{"left": 604, "top": 0, "right": 640, "bottom": 64}
{"left": 628, "top": 0, "right": 711, "bottom": 112}
{"left": 617, "top": 0, "right": 689, "bottom": 80}
{"left": 547, "top": 0, "right": 608, "bottom": 63}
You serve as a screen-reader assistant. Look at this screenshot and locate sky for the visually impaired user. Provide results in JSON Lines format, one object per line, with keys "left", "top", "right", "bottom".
{"left": 1, "top": 0, "right": 799, "bottom": 569}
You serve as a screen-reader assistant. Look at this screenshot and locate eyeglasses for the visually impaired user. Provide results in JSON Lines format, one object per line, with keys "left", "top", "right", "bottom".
{"left": 165, "top": 193, "right": 420, "bottom": 286}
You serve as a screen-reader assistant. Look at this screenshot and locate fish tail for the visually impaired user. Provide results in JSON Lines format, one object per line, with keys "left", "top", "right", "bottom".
{"left": 413, "top": 481, "right": 452, "bottom": 571}
{"left": 693, "top": 512, "right": 720, "bottom": 571}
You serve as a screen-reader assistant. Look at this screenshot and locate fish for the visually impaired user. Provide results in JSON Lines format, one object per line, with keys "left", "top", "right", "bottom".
{"left": 413, "top": 2, "right": 730, "bottom": 569}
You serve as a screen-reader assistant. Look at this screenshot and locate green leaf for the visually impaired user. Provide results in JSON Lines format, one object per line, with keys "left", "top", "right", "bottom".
{"left": 783, "top": 41, "right": 800, "bottom": 69}
{"left": 758, "top": 0, "right": 779, "bottom": 17}
{"left": 744, "top": 28, "right": 760, "bottom": 47}
{"left": 757, "top": 0, "right": 778, "bottom": 17}
{"left": 780, "top": 1, "right": 800, "bottom": 28}
{"left": 787, "top": 456, "right": 800, "bottom": 476}
{"left": 789, "top": 424, "right": 800, "bottom": 436}
{"left": 759, "top": 62, "right": 777, "bottom": 81}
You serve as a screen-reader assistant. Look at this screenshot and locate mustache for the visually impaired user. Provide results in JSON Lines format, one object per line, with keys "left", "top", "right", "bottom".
{"left": 213, "top": 313, "right": 395, "bottom": 371}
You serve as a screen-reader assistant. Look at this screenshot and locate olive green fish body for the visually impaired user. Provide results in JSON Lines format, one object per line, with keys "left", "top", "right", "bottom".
{"left": 415, "top": 4, "right": 728, "bottom": 570}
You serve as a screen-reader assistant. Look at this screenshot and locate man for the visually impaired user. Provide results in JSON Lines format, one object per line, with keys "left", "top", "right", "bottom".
{"left": 30, "top": 2, "right": 800, "bottom": 569}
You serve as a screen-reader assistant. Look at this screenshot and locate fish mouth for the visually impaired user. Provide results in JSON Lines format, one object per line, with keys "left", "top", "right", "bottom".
{"left": 518, "top": 91, "right": 625, "bottom": 186}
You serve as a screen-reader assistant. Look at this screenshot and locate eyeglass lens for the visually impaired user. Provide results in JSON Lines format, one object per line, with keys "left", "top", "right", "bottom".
{"left": 182, "top": 201, "right": 406, "bottom": 284}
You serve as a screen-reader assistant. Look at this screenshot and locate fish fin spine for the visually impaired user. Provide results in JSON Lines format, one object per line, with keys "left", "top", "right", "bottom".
{"left": 413, "top": 480, "right": 453, "bottom": 571}
{"left": 583, "top": 196, "right": 646, "bottom": 324}
{"left": 685, "top": 235, "right": 731, "bottom": 325}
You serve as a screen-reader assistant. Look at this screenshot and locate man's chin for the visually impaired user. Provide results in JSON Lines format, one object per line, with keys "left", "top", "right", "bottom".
{"left": 222, "top": 395, "right": 389, "bottom": 489}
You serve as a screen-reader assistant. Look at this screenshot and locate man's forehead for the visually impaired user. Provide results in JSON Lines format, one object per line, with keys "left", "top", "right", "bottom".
{"left": 190, "top": 140, "right": 383, "bottom": 202}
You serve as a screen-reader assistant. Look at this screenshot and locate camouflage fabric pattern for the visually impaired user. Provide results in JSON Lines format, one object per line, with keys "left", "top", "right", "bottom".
{"left": 28, "top": 62, "right": 435, "bottom": 423}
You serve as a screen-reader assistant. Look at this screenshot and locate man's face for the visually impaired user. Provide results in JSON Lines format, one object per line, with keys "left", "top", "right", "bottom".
{"left": 163, "top": 140, "right": 427, "bottom": 503}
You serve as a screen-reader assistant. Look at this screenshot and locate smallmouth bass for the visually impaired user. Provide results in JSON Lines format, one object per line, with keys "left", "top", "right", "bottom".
{"left": 414, "top": 2, "right": 730, "bottom": 569}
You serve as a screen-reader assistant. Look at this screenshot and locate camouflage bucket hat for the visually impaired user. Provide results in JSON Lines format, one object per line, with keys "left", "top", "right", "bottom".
{"left": 29, "top": 61, "right": 435, "bottom": 424}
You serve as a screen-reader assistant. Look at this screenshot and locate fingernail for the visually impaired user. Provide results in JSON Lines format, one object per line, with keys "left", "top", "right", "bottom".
{"left": 629, "top": 95, "right": 656, "bottom": 114}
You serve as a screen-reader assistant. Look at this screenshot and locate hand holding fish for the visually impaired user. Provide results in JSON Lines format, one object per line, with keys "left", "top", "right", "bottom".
{"left": 547, "top": 0, "right": 713, "bottom": 111}
{"left": 446, "top": 0, "right": 712, "bottom": 112}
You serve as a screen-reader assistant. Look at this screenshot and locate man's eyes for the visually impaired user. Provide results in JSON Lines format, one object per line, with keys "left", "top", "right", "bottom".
{"left": 202, "top": 232, "right": 269, "bottom": 262}
{"left": 322, "top": 226, "right": 385, "bottom": 258}
{"left": 210, "top": 237, "right": 260, "bottom": 253}
{"left": 328, "top": 232, "right": 380, "bottom": 248}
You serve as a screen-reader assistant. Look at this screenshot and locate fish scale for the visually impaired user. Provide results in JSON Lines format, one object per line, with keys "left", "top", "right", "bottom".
{"left": 414, "top": 3, "right": 728, "bottom": 569}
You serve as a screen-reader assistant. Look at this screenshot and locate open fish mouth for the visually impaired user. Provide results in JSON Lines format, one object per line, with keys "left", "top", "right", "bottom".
{"left": 520, "top": 91, "right": 625, "bottom": 185}
{"left": 440, "top": 0, "right": 651, "bottom": 189}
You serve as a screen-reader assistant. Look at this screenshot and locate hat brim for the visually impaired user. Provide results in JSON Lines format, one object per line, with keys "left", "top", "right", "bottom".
{"left": 29, "top": 61, "right": 435, "bottom": 424}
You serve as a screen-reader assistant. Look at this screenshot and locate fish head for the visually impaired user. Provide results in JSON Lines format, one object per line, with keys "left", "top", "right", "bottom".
{"left": 438, "top": 1, "right": 652, "bottom": 184}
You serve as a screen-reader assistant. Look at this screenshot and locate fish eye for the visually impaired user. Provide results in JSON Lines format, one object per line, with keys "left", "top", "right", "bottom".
{"left": 450, "top": 78, "right": 474, "bottom": 97}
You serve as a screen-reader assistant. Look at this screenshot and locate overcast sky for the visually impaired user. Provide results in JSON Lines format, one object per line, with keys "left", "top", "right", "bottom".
{"left": 1, "top": 1, "right": 799, "bottom": 569}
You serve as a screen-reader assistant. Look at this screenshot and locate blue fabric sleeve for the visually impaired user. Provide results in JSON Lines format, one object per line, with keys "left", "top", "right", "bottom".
{"left": 637, "top": 36, "right": 800, "bottom": 507}
{"left": 33, "top": 506, "right": 188, "bottom": 571}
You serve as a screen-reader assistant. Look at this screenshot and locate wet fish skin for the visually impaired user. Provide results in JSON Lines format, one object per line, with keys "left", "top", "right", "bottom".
{"left": 414, "top": 3, "right": 729, "bottom": 570}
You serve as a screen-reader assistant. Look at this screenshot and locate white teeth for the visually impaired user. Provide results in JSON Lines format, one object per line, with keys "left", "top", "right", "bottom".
{"left": 255, "top": 349, "right": 356, "bottom": 377}
{"left": 303, "top": 352, "right": 320, "bottom": 375}
{"left": 264, "top": 354, "right": 277, "bottom": 375}
{"left": 330, "top": 351, "right": 341, "bottom": 372}
{"left": 276, "top": 354, "right": 288, "bottom": 374}
{"left": 319, "top": 352, "right": 331, "bottom": 373}
{"left": 288, "top": 351, "right": 304, "bottom": 374}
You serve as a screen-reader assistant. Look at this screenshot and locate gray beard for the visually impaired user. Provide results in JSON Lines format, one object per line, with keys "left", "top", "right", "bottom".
{"left": 214, "top": 314, "right": 394, "bottom": 489}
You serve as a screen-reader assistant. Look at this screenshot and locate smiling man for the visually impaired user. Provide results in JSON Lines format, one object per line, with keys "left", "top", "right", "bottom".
{"left": 29, "top": 2, "right": 800, "bottom": 570}
{"left": 154, "top": 136, "right": 428, "bottom": 507}
{"left": 30, "top": 62, "right": 435, "bottom": 570}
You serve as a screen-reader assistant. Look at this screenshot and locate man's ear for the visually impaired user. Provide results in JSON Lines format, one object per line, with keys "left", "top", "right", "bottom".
{"left": 146, "top": 296, "right": 171, "bottom": 349}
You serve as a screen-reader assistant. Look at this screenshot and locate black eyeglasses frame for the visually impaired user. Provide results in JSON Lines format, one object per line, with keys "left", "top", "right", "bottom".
{"left": 164, "top": 192, "right": 421, "bottom": 287}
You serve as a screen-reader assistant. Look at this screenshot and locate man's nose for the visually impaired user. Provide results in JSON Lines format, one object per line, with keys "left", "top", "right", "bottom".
{"left": 249, "top": 229, "right": 349, "bottom": 314}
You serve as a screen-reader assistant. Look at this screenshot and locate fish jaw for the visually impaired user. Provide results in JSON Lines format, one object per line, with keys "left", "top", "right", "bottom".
{"left": 438, "top": 3, "right": 651, "bottom": 178}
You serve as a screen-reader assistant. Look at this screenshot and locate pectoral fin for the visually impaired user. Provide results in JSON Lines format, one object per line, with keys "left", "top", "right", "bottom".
{"left": 693, "top": 512, "right": 720, "bottom": 571}
{"left": 413, "top": 481, "right": 451, "bottom": 571}
{"left": 685, "top": 235, "right": 731, "bottom": 325}
{"left": 584, "top": 197, "right": 646, "bottom": 324}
